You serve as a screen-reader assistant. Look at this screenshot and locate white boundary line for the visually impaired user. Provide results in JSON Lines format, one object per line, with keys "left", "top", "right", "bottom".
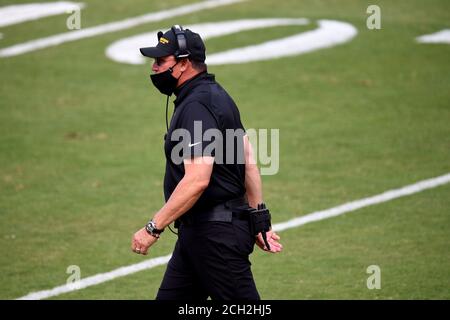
{"left": 17, "top": 172, "right": 450, "bottom": 300}
{"left": 0, "top": 0, "right": 246, "bottom": 58}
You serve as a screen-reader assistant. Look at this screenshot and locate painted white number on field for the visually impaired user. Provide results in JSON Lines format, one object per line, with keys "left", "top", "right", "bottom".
{"left": 105, "top": 18, "right": 358, "bottom": 65}
{"left": 366, "top": 265, "right": 381, "bottom": 289}
{"left": 366, "top": 5, "right": 381, "bottom": 30}
{"left": 66, "top": 265, "right": 81, "bottom": 289}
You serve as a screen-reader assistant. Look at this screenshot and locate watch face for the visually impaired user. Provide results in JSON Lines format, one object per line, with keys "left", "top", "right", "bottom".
{"left": 146, "top": 222, "right": 154, "bottom": 232}
{"left": 146, "top": 221, "right": 163, "bottom": 234}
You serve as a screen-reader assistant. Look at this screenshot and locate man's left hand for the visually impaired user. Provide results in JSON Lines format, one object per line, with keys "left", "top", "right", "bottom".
{"left": 131, "top": 227, "right": 158, "bottom": 255}
{"left": 256, "top": 230, "right": 283, "bottom": 253}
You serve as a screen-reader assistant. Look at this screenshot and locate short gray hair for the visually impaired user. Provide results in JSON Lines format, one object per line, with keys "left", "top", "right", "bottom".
{"left": 190, "top": 59, "right": 207, "bottom": 72}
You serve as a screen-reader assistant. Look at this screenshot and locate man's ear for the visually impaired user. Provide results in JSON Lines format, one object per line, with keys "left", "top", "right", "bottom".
{"left": 180, "top": 58, "right": 189, "bottom": 72}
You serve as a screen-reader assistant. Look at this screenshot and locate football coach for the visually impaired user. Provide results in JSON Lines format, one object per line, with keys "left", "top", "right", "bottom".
{"left": 131, "top": 25, "right": 282, "bottom": 300}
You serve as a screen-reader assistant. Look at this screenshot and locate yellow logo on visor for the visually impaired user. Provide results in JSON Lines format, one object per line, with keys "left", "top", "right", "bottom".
{"left": 159, "top": 37, "right": 169, "bottom": 44}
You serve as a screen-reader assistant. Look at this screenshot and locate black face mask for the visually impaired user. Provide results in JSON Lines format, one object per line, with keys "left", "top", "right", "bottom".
{"left": 150, "top": 62, "right": 182, "bottom": 96}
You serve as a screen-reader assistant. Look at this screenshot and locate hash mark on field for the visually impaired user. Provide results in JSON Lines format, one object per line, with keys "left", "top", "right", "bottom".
{"left": 17, "top": 173, "right": 450, "bottom": 300}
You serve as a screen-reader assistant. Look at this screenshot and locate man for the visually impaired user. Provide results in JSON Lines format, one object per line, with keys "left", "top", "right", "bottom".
{"left": 131, "top": 25, "right": 282, "bottom": 300}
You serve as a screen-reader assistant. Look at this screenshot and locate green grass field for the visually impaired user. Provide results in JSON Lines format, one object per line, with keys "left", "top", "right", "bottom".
{"left": 0, "top": 0, "right": 449, "bottom": 299}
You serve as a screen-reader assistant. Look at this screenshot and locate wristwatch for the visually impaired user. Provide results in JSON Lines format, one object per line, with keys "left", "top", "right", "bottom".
{"left": 145, "top": 220, "right": 164, "bottom": 238}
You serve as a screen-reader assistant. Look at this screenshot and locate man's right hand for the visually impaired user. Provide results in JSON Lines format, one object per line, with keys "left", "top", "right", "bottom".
{"left": 131, "top": 227, "right": 158, "bottom": 255}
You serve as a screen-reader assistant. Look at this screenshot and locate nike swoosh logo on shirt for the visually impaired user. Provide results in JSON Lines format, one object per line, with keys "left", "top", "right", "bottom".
{"left": 188, "top": 142, "right": 201, "bottom": 147}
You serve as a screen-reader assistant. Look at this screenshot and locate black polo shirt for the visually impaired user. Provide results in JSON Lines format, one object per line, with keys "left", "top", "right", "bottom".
{"left": 163, "top": 72, "right": 246, "bottom": 214}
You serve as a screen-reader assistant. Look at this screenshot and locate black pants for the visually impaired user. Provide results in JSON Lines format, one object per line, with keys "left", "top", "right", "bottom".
{"left": 156, "top": 218, "right": 260, "bottom": 300}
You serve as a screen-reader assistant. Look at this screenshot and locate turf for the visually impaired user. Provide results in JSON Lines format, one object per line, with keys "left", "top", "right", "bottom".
{"left": 0, "top": 0, "right": 449, "bottom": 299}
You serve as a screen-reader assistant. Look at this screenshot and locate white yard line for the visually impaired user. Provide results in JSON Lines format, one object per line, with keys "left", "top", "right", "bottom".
{"left": 0, "top": 0, "right": 246, "bottom": 58}
{"left": 416, "top": 29, "right": 450, "bottom": 44}
{"left": 17, "top": 172, "right": 450, "bottom": 300}
{"left": 17, "top": 254, "right": 172, "bottom": 300}
{"left": 0, "top": 1, "right": 85, "bottom": 28}
{"left": 272, "top": 173, "right": 450, "bottom": 232}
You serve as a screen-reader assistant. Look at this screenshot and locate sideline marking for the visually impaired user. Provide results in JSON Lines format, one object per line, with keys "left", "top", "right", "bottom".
{"left": 17, "top": 173, "right": 450, "bottom": 300}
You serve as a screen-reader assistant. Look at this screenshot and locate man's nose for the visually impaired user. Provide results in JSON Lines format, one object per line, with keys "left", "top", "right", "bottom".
{"left": 152, "top": 62, "right": 158, "bottom": 72}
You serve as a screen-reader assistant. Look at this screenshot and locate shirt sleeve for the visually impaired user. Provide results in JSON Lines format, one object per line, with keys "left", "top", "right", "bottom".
{"left": 176, "top": 101, "right": 220, "bottom": 159}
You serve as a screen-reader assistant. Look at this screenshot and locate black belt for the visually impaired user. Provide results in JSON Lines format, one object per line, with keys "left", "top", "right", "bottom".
{"left": 177, "top": 196, "right": 250, "bottom": 226}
